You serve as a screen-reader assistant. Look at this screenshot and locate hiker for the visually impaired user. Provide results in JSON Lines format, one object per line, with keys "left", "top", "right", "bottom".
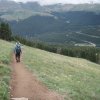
{"left": 14, "top": 42, "right": 22, "bottom": 62}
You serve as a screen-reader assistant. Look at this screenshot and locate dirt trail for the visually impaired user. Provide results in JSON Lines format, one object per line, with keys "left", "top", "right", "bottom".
{"left": 10, "top": 55, "right": 64, "bottom": 100}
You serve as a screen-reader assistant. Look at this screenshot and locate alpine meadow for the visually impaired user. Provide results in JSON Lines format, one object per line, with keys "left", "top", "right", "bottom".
{"left": 0, "top": 39, "right": 100, "bottom": 100}
{"left": 0, "top": 0, "right": 100, "bottom": 100}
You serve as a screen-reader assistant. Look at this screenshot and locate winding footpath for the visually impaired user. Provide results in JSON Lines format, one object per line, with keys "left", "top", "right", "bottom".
{"left": 10, "top": 55, "right": 64, "bottom": 100}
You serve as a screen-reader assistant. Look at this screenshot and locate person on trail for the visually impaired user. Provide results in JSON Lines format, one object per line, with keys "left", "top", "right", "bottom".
{"left": 14, "top": 42, "right": 22, "bottom": 62}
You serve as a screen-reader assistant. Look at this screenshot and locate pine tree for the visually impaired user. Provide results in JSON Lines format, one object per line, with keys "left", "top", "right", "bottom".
{"left": 0, "top": 22, "right": 12, "bottom": 41}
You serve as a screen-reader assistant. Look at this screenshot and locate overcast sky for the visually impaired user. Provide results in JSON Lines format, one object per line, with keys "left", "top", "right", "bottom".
{"left": 13, "top": 0, "right": 100, "bottom": 5}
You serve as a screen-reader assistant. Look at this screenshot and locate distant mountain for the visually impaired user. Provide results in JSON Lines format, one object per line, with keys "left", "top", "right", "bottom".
{"left": 0, "top": 1, "right": 46, "bottom": 21}
{"left": 10, "top": 11, "right": 100, "bottom": 34}
{"left": 9, "top": 11, "right": 100, "bottom": 46}
{"left": 0, "top": 1, "right": 100, "bottom": 21}
{"left": 0, "top": 0, "right": 100, "bottom": 46}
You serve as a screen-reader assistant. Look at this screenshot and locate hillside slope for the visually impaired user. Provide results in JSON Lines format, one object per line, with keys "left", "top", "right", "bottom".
{"left": 23, "top": 45, "right": 100, "bottom": 100}
{"left": 0, "top": 39, "right": 100, "bottom": 100}
{"left": 0, "top": 0, "right": 100, "bottom": 46}
{"left": 9, "top": 12, "right": 100, "bottom": 46}
{"left": 0, "top": 40, "right": 13, "bottom": 100}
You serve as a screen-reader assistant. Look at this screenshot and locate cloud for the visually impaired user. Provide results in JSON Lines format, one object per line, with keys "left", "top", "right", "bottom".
{"left": 13, "top": 0, "right": 100, "bottom": 5}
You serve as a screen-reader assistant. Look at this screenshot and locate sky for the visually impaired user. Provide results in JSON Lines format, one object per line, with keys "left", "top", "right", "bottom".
{"left": 13, "top": 0, "right": 100, "bottom": 5}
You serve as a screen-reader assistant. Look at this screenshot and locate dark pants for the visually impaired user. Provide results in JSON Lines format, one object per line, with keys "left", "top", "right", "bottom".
{"left": 15, "top": 53, "right": 20, "bottom": 62}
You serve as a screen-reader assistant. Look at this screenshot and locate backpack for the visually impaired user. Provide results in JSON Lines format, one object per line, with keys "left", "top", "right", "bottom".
{"left": 16, "top": 46, "right": 21, "bottom": 54}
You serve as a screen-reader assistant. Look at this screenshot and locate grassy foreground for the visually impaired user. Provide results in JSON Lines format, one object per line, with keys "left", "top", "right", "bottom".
{"left": 23, "top": 46, "right": 100, "bottom": 100}
{"left": 0, "top": 40, "right": 13, "bottom": 100}
{"left": 0, "top": 39, "right": 100, "bottom": 100}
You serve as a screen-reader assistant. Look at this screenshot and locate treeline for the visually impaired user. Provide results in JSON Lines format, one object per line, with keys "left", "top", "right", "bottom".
{"left": 0, "top": 22, "right": 100, "bottom": 64}
{"left": 60, "top": 47, "right": 100, "bottom": 63}
{"left": 13, "top": 35, "right": 100, "bottom": 64}
{"left": 0, "top": 22, "right": 12, "bottom": 41}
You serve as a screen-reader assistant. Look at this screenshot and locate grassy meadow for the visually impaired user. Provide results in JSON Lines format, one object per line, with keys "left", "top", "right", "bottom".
{"left": 0, "top": 40, "right": 13, "bottom": 100}
{"left": 0, "top": 39, "right": 100, "bottom": 100}
{"left": 23, "top": 46, "right": 100, "bottom": 100}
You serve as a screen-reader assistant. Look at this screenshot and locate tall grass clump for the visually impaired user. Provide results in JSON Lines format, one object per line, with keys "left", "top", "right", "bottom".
{"left": 0, "top": 40, "right": 13, "bottom": 100}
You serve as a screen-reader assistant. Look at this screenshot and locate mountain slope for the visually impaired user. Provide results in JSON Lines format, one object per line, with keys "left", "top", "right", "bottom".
{"left": 0, "top": 1, "right": 100, "bottom": 46}
{"left": 23, "top": 45, "right": 100, "bottom": 100}
{"left": 0, "top": 39, "right": 100, "bottom": 100}
{"left": 9, "top": 11, "right": 100, "bottom": 46}
{"left": 1, "top": 1, "right": 100, "bottom": 21}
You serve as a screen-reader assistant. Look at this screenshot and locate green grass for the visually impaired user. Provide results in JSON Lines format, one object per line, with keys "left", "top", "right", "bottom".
{"left": 0, "top": 40, "right": 13, "bottom": 100}
{"left": 23, "top": 46, "right": 100, "bottom": 100}
{"left": 0, "top": 39, "right": 100, "bottom": 100}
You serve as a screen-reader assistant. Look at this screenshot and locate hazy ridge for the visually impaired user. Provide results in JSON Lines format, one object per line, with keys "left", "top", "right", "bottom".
{"left": 0, "top": 0, "right": 100, "bottom": 46}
